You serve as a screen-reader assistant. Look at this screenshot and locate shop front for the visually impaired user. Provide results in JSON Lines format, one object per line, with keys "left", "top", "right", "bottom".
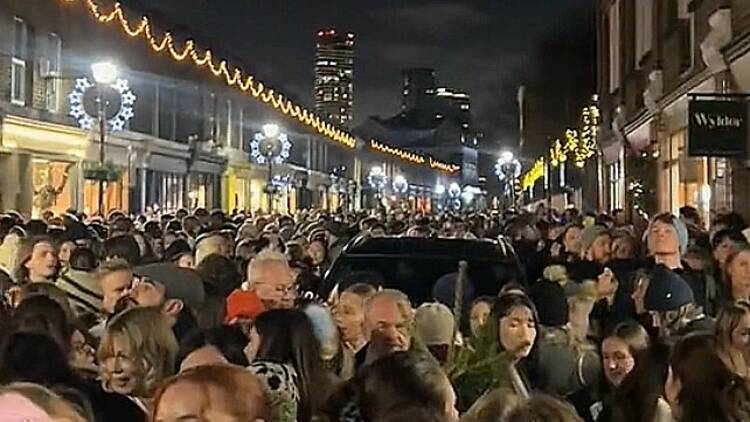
{"left": 82, "top": 135, "right": 137, "bottom": 216}
{"left": 188, "top": 152, "right": 226, "bottom": 210}
{"left": 654, "top": 77, "right": 719, "bottom": 221}
{"left": 0, "top": 115, "right": 88, "bottom": 217}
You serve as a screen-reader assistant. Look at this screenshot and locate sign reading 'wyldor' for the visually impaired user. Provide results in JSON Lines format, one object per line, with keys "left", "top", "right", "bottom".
{"left": 688, "top": 99, "right": 748, "bottom": 157}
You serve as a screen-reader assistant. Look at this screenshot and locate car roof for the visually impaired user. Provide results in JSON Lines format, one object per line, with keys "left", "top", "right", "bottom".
{"left": 341, "top": 235, "right": 516, "bottom": 262}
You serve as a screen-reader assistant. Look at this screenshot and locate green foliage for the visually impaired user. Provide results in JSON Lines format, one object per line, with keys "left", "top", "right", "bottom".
{"left": 447, "top": 325, "right": 515, "bottom": 410}
{"left": 83, "top": 161, "right": 121, "bottom": 182}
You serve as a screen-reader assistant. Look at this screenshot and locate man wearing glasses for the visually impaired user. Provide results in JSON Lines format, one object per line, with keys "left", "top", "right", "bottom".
{"left": 245, "top": 248, "right": 297, "bottom": 310}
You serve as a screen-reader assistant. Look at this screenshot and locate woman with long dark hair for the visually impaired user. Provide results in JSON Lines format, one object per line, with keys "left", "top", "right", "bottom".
{"left": 247, "top": 308, "right": 333, "bottom": 422}
{"left": 457, "top": 293, "right": 540, "bottom": 410}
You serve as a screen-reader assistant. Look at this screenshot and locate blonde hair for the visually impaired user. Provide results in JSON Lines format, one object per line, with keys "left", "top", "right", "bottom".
{"left": 95, "top": 258, "right": 131, "bottom": 281}
{"left": 195, "top": 234, "right": 228, "bottom": 266}
{"left": 0, "top": 382, "right": 89, "bottom": 422}
{"left": 153, "top": 365, "right": 271, "bottom": 422}
{"left": 97, "top": 307, "right": 178, "bottom": 397}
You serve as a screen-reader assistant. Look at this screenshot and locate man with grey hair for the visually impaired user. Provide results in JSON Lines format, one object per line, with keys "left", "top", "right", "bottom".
{"left": 245, "top": 248, "right": 297, "bottom": 310}
{"left": 356, "top": 288, "right": 416, "bottom": 367}
{"left": 194, "top": 232, "right": 231, "bottom": 266}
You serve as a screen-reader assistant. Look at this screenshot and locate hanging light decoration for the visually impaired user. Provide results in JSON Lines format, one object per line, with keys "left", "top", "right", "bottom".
{"left": 367, "top": 166, "right": 387, "bottom": 190}
{"left": 392, "top": 175, "right": 408, "bottom": 194}
{"left": 68, "top": 76, "right": 136, "bottom": 131}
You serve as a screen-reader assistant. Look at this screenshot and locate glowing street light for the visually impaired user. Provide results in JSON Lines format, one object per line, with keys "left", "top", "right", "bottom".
{"left": 262, "top": 123, "right": 280, "bottom": 138}
{"left": 434, "top": 182, "right": 446, "bottom": 196}
{"left": 495, "top": 150, "right": 522, "bottom": 209}
{"left": 91, "top": 61, "right": 119, "bottom": 84}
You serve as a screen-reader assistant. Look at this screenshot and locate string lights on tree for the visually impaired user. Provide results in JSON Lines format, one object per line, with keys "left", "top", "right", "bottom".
{"left": 520, "top": 96, "right": 601, "bottom": 189}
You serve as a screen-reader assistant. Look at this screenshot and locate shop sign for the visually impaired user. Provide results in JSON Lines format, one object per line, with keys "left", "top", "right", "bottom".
{"left": 689, "top": 99, "right": 748, "bottom": 157}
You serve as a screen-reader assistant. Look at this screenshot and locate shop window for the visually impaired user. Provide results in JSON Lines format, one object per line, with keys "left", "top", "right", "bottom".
{"left": 679, "top": 17, "right": 694, "bottom": 74}
{"left": 158, "top": 83, "right": 177, "bottom": 140}
{"left": 43, "top": 33, "right": 62, "bottom": 112}
{"left": 608, "top": 0, "right": 621, "bottom": 92}
{"left": 11, "top": 17, "right": 27, "bottom": 106}
{"left": 176, "top": 85, "right": 201, "bottom": 142}
{"left": 32, "top": 160, "right": 73, "bottom": 217}
{"left": 608, "top": 160, "right": 623, "bottom": 210}
{"left": 131, "top": 81, "right": 156, "bottom": 135}
{"left": 635, "top": 0, "right": 653, "bottom": 67}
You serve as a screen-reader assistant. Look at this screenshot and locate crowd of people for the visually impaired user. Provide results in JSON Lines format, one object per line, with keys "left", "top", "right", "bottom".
{"left": 0, "top": 204, "right": 750, "bottom": 421}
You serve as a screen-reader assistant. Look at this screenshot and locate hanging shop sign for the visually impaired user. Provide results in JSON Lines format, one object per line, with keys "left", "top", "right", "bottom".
{"left": 688, "top": 97, "right": 748, "bottom": 157}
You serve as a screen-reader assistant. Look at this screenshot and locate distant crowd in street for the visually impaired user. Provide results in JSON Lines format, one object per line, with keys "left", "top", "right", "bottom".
{"left": 1, "top": 203, "right": 750, "bottom": 421}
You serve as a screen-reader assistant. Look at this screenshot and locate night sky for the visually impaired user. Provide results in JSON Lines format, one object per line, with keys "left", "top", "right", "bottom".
{"left": 123, "top": 0, "right": 594, "bottom": 151}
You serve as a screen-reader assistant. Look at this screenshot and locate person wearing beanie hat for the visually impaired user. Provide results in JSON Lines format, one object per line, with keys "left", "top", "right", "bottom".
{"left": 529, "top": 279, "right": 569, "bottom": 327}
{"left": 644, "top": 212, "right": 717, "bottom": 315}
{"left": 580, "top": 225, "right": 611, "bottom": 265}
{"left": 632, "top": 264, "right": 711, "bottom": 340}
{"left": 647, "top": 213, "right": 689, "bottom": 261}
{"left": 415, "top": 302, "right": 456, "bottom": 364}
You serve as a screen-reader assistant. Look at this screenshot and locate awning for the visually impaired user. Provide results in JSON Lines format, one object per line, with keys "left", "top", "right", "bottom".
{"left": 1, "top": 115, "right": 88, "bottom": 159}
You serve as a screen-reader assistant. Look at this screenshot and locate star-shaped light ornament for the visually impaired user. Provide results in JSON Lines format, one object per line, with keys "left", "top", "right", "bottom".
{"left": 68, "top": 77, "right": 136, "bottom": 133}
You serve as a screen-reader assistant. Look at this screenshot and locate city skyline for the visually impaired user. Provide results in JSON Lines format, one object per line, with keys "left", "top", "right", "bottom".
{"left": 119, "top": 0, "right": 594, "bottom": 149}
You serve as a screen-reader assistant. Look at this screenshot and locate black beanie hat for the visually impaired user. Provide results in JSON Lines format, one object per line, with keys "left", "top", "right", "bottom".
{"left": 530, "top": 279, "right": 569, "bottom": 327}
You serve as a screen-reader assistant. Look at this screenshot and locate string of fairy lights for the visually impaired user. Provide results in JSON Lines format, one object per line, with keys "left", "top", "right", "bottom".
{"left": 59, "top": 0, "right": 460, "bottom": 174}
{"left": 521, "top": 99, "right": 601, "bottom": 191}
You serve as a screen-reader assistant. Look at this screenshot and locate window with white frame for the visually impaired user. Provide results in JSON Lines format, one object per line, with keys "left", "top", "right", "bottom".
{"left": 44, "top": 32, "right": 62, "bottom": 112}
{"left": 635, "top": 0, "right": 653, "bottom": 66}
{"left": 608, "top": 160, "right": 623, "bottom": 209}
{"left": 11, "top": 17, "right": 28, "bottom": 105}
{"left": 608, "top": 0, "right": 621, "bottom": 92}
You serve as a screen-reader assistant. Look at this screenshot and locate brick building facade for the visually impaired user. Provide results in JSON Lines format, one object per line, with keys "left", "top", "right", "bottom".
{"left": 597, "top": 0, "right": 750, "bottom": 222}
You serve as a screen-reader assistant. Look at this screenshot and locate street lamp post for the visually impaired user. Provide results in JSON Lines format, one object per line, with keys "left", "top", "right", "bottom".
{"left": 250, "top": 123, "right": 291, "bottom": 214}
{"left": 367, "top": 166, "right": 387, "bottom": 209}
{"left": 91, "top": 61, "right": 119, "bottom": 216}
{"left": 495, "top": 151, "right": 521, "bottom": 210}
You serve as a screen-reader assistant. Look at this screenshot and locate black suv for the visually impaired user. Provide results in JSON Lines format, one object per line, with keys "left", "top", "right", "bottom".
{"left": 319, "top": 235, "right": 525, "bottom": 304}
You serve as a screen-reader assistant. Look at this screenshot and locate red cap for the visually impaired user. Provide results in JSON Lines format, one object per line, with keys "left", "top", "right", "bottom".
{"left": 225, "top": 290, "right": 265, "bottom": 324}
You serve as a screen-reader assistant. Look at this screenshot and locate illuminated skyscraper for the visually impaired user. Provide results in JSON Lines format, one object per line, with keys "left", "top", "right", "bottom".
{"left": 314, "top": 29, "right": 355, "bottom": 128}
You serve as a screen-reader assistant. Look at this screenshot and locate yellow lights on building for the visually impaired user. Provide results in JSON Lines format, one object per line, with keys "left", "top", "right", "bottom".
{"left": 368, "top": 140, "right": 461, "bottom": 173}
{"left": 370, "top": 139, "right": 425, "bottom": 164}
{"left": 60, "top": 0, "right": 464, "bottom": 173}
{"left": 522, "top": 158, "right": 544, "bottom": 191}
{"left": 61, "top": 0, "right": 358, "bottom": 148}
{"left": 429, "top": 157, "right": 461, "bottom": 174}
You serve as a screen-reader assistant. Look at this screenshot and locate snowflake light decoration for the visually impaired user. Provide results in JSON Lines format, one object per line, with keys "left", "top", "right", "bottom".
{"left": 250, "top": 131, "right": 292, "bottom": 165}
{"left": 392, "top": 175, "right": 409, "bottom": 194}
{"left": 367, "top": 166, "right": 387, "bottom": 190}
{"left": 68, "top": 77, "right": 136, "bottom": 132}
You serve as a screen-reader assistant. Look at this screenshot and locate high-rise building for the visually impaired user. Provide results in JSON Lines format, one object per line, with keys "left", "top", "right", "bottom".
{"left": 314, "top": 29, "right": 355, "bottom": 128}
{"left": 399, "top": 68, "right": 472, "bottom": 130}
{"left": 401, "top": 68, "right": 436, "bottom": 112}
